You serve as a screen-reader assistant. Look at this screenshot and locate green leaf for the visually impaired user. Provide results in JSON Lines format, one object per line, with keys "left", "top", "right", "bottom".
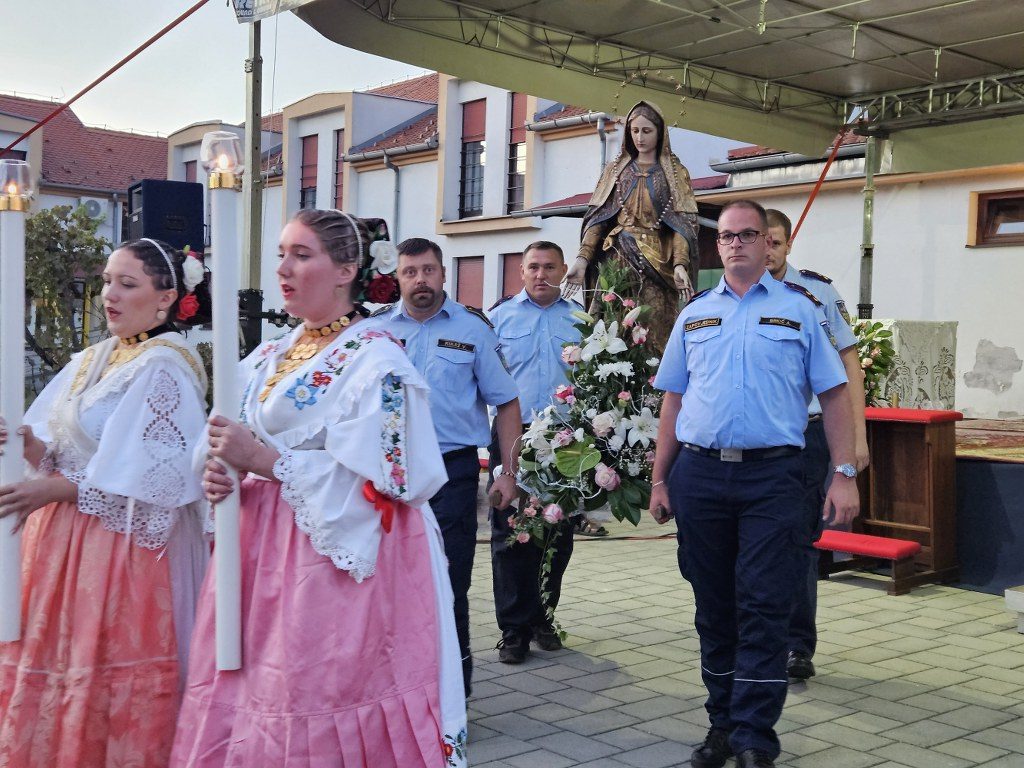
{"left": 554, "top": 443, "right": 602, "bottom": 478}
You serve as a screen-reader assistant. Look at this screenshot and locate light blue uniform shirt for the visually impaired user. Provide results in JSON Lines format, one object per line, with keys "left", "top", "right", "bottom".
{"left": 369, "top": 294, "right": 519, "bottom": 454}
{"left": 654, "top": 270, "right": 847, "bottom": 449}
{"left": 782, "top": 263, "right": 858, "bottom": 416}
{"left": 489, "top": 290, "right": 581, "bottom": 423}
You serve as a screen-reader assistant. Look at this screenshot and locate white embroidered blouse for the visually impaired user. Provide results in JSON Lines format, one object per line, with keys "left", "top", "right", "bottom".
{"left": 25, "top": 334, "right": 209, "bottom": 550}
{"left": 235, "top": 323, "right": 447, "bottom": 582}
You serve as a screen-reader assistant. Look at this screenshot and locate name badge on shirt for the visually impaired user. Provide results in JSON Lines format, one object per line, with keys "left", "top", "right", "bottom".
{"left": 685, "top": 317, "right": 722, "bottom": 332}
{"left": 759, "top": 317, "right": 801, "bottom": 331}
{"left": 438, "top": 338, "right": 475, "bottom": 353}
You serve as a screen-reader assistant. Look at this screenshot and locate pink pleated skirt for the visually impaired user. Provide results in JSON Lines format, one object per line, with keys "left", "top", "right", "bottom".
{"left": 171, "top": 477, "right": 447, "bottom": 767}
{"left": 0, "top": 501, "right": 181, "bottom": 768}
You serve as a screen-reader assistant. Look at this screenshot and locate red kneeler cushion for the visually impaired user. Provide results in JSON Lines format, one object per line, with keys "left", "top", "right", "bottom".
{"left": 864, "top": 407, "right": 963, "bottom": 424}
{"left": 815, "top": 529, "right": 922, "bottom": 560}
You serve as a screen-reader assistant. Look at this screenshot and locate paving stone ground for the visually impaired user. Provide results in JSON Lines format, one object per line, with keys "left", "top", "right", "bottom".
{"left": 466, "top": 491, "right": 1024, "bottom": 768}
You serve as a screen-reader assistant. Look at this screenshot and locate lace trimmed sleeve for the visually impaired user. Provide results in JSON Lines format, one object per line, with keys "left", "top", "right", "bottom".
{"left": 269, "top": 353, "right": 447, "bottom": 580}
{"left": 75, "top": 359, "right": 208, "bottom": 549}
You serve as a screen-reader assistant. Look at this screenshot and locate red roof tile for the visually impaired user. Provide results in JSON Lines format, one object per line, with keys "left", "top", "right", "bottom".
{"left": 261, "top": 112, "right": 283, "bottom": 132}
{"left": 535, "top": 104, "right": 592, "bottom": 122}
{"left": 0, "top": 94, "right": 166, "bottom": 192}
{"left": 726, "top": 130, "right": 863, "bottom": 160}
{"left": 351, "top": 112, "right": 438, "bottom": 155}
{"left": 365, "top": 73, "right": 439, "bottom": 103}
{"left": 691, "top": 174, "right": 728, "bottom": 190}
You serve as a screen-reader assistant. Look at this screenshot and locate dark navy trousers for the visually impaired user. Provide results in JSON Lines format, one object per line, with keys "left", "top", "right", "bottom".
{"left": 488, "top": 430, "right": 574, "bottom": 637}
{"left": 428, "top": 447, "right": 480, "bottom": 696}
{"left": 670, "top": 449, "right": 805, "bottom": 760}
{"left": 788, "top": 418, "right": 831, "bottom": 658}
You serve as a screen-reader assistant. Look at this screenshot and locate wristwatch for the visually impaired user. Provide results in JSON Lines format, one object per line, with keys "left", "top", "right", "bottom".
{"left": 833, "top": 463, "right": 857, "bottom": 479}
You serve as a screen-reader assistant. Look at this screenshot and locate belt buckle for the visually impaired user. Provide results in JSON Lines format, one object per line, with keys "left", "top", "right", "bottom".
{"left": 719, "top": 447, "right": 743, "bottom": 462}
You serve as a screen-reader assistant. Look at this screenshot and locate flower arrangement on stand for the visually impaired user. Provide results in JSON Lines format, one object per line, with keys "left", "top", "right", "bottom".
{"left": 510, "top": 260, "right": 661, "bottom": 634}
{"left": 852, "top": 320, "right": 896, "bottom": 406}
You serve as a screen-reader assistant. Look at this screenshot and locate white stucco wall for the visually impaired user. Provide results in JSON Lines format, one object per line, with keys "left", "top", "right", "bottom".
{"left": 745, "top": 171, "right": 1024, "bottom": 418}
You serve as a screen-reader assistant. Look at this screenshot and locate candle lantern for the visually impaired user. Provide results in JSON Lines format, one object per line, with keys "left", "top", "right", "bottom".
{"left": 200, "top": 131, "right": 244, "bottom": 670}
{"left": 0, "top": 159, "right": 33, "bottom": 641}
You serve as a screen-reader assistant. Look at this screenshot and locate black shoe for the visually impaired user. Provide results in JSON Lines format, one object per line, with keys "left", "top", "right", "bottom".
{"left": 532, "top": 624, "right": 563, "bottom": 651}
{"left": 690, "top": 727, "right": 732, "bottom": 768}
{"left": 787, "top": 650, "right": 816, "bottom": 680}
{"left": 735, "top": 749, "right": 775, "bottom": 768}
{"left": 496, "top": 632, "right": 528, "bottom": 664}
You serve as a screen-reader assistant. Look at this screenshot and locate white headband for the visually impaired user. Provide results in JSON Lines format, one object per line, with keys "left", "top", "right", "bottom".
{"left": 140, "top": 238, "right": 178, "bottom": 294}
{"left": 331, "top": 210, "right": 364, "bottom": 264}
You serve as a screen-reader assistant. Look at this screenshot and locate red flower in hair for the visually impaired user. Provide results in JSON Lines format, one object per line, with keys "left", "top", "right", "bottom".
{"left": 365, "top": 274, "right": 399, "bottom": 304}
{"left": 176, "top": 293, "right": 200, "bottom": 322}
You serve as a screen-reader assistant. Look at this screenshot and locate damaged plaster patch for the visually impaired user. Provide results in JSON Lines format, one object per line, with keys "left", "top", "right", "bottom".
{"left": 964, "top": 339, "right": 1022, "bottom": 393}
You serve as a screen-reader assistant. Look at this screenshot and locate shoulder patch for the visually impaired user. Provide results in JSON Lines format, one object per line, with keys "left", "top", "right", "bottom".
{"left": 488, "top": 294, "right": 514, "bottom": 312}
{"left": 463, "top": 304, "right": 495, "bottom": 329}
{"left": 369, "top": 303, "right": 394, "bottom": 318}
{"left": 784, "top": 281, "right": 823, "bottom": 307}
{"left": 799, "top": 268, "right": 832, "bottom": 284}
{"left": 686, "top": 288, "right": 712, "bottom": 305}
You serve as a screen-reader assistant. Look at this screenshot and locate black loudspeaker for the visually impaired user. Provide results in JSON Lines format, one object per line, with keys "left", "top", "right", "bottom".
{"left": 126, "top": 179, "right": 204, "bottom": 251}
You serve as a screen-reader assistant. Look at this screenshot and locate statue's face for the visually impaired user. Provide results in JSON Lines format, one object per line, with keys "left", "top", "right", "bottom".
{"left": 628, "top": 115, "right": 659, "bottom": 158}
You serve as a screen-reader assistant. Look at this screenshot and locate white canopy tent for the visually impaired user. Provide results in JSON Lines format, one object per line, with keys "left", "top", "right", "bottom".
{"left": 240, "top": 0, "right": 1024, "bottom": 171}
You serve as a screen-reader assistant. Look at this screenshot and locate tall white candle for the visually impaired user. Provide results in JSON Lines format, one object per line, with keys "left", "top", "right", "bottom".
{"left": 0, "top": 201, "right": 25, "bottom": 642}
{"left": 203, "top": 132, "right": 244, "bottom": 671}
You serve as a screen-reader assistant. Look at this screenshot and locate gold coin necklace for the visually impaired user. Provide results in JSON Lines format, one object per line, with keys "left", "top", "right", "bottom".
{"left": 106, "top": 322, "right": 177, "bottom": 371}
{"left": 258, "top": 310, "right": 360, "bottom": 402}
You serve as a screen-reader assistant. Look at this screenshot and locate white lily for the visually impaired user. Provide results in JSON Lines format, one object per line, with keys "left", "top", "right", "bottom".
{"left": 595, "top": 361, "right": 634, "bottom": 381}
{"left": 581, "top": 320, "right": 628, "bottom": 361}
{"left": 624, "top": 407, "right": 659, "bottom": 448}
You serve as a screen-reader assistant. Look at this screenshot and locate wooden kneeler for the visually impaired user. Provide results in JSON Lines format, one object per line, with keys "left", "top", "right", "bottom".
{"left": 815, "top": 530, "right": 923, "bottom": 596}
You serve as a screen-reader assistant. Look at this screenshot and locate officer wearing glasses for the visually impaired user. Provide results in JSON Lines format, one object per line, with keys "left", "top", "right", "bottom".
{"left": 648, "top": 200, "right": 859, "bottom": 768}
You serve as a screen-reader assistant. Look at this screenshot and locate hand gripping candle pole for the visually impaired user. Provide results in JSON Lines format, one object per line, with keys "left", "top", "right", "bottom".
{"left": 201, "top": 132, "right": 244, "bottom": 670}
{"left": 0, "top": 160, "right": 32, "bottom": 642}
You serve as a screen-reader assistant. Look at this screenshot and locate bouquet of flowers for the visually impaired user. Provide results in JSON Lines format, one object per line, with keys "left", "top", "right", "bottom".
{"left": 512, "top": 261, "right": 660, "bottom": 549}
{"left": 852, "top": 319, "right": 896, "bottom": 406}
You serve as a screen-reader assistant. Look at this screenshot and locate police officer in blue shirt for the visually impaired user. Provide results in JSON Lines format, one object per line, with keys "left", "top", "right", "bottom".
{"left": 488, "top": 240, "right": 580, "bottom": 664}
{"left": 649, "top": 200, "right": 860, "bottom": 768}
{"left": 765, "top": 209, "right": 870, "bottom": 683}
{"left": 371, "top": 238, "right": 521, "bottom": 698}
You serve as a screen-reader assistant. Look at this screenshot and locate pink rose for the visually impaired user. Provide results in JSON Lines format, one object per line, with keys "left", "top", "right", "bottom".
{"left": 507, "top": 516, "right": 516, "bottom": 525}
{"left": 602, "top": 292, "right": 616, "bottom": 302}
{"left": 524, "top": 506, "right": 537, "bottom": 518}
{"left": 542, "top": 504, "right": 564, "bottom": 524}
{"left": 632, "top": 325, "right": 648, "bottom": 345}
{"left": 618, "top": 391, "right": 631, "bottom": 401}
{"left": 516, "top": 531, "right": 531, "bottom": 544}
{"left": 552, "top": 429, "right": 574, "bottom": 448}
{"left": 561, "top": 345, "right": 582, "bottom": 364}
{"left": 594, "top": 462, "right": 621, "bottom": 491}
{"left": 622, "top": 299, "right": 636, "bottom": 308}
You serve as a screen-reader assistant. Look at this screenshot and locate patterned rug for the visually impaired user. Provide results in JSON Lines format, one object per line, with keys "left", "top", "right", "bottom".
{"left": 957, "top": 419, "right": 1024, "bottom": 464}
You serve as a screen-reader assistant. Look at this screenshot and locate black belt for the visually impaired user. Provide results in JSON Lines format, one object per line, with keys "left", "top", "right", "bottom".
{"left": 807, "top": 413, "right": 823, "bottom": 423}
{"left": 680, "top": 442, "right": 801, "bottom": 463}
{"left": 442, "top": 446, "right": 478, "bottom": 462}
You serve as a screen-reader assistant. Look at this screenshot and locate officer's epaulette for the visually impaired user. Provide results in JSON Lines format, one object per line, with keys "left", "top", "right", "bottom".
{"left": 369, "top": 303, "right": 394, "bottom": 318}
{"left": 784, "top": 281, "right": 823, "bottom": 307}
{"left": 686, "top": 288, "right": 712, "bottom": 305}
{"left": 798, "top": 268, "right": 832, "bottom": 284}
{"left": 462, "top": 304, "right": 495, "bottom": 329}
{"left": 488, "top": 295, "right": 513, "bottom": 311}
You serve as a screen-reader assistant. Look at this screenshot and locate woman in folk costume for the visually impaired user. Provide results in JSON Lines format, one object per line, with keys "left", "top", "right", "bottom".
{"left": 171, "top": 209, "right": 467, "bottom": 768}
{"left": 565, "top": 100, "right": 701, "bottom": 354}
{"left": 0, "top": 238, "right": 211, "bottom": 766}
